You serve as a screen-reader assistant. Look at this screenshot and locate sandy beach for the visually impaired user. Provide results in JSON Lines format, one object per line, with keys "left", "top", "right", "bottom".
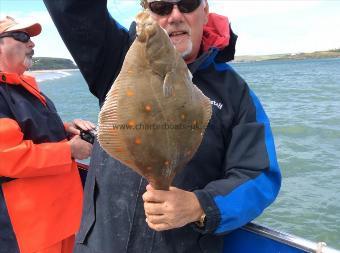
{"left": 24, "top": 69, "right": 79, "bottom": 82}
{"left": 25, "top": 68, "right": 78, "bottom": 75}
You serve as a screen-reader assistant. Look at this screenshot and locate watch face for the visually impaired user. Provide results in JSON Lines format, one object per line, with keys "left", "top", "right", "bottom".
{"left": 195, "top": 213, "right": 206, "bottom": 227}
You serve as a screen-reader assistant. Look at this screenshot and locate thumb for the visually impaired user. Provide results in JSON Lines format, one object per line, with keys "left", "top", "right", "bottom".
{"left": 169, "top": 186, "right": 179, "bottom": 191}
{"left": 146, "top": 184, "right": 155, "bottom": 191}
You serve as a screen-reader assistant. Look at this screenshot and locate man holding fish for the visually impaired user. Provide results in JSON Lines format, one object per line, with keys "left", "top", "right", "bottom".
{"left": 44, "top": 0, "right": 282, "bottom": 252}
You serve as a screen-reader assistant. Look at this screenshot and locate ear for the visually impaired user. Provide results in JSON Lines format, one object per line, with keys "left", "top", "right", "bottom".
{"left": 203, "top": 0, "right": 209, "bottom": 24}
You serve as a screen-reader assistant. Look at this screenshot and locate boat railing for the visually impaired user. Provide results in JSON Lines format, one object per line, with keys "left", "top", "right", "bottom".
{"left": 244, "top": 222, "right": 340, "bottom": 253}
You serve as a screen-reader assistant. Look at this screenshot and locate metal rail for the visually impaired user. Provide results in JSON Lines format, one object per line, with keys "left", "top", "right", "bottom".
{"left": 244, "top": 222, "right": 340, "bottom": 253}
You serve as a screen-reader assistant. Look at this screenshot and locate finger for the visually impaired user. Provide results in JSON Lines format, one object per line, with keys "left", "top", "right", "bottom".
{"left": 75, "top": 123, "right": 90, "bottom": 131}
{"left": 68, "top": 126, "right": 81, "bottom": 135}
{"left": 142, "top": 191, "right": 165, "bottom": 203}
{"left": 73, "top": 119, "right": 93, "bottom": 131}
{"left": 82, "top": 121, "right": 95, "bottom": 130}
{"left": 169, "top": 186, "right": 179, "bottom": 191}
{"left": 146, "top": 214, "right": 166, "bottom": 224}
{"left": 144, "top": 202, "right": 164, "bottom": 215}
{"left": 146, "top": 221, "right": 171, "bottom": 232}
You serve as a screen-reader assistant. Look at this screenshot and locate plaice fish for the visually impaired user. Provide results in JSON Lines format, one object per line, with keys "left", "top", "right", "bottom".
{"left": 97, "top": 11, "right": 212, "bottom": 190}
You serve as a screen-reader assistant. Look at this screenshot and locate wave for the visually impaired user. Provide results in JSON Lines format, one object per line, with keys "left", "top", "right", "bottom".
{"left": 26, "top": 69, "right": 78, "bottom": 82}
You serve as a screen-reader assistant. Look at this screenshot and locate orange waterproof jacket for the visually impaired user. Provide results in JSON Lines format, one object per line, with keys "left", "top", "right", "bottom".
{"left": 0, "top": 72, "right": 83, "bottom": 253}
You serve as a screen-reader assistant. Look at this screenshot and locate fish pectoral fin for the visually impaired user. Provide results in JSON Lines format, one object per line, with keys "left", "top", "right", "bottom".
{"left": 163, "top": 72, "right": 175, "bottom": 97}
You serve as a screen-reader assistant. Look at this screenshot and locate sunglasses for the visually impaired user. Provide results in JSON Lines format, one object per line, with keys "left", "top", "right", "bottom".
{"left": 0, "top": 31, "right": 31, "bottom": 43}
{"left": 148, "top": 0, "right": 202, "bottom": 16}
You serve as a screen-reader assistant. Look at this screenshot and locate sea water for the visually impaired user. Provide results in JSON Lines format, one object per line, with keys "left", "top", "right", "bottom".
{"left": 37, "top": 57, "right": 340, "bottom": 249}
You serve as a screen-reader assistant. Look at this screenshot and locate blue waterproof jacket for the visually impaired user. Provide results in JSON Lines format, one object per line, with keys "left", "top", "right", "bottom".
{"left": 44, "top": 0, "right": 281, "bottom": 252}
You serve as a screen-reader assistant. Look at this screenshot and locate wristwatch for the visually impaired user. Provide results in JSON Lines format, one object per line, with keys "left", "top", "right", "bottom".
{"left": 195, "top": 213, "right": 206, "bottom": 228}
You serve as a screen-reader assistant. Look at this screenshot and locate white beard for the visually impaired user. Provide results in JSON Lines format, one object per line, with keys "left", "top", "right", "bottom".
{"left": 23, "top": 56, "right": 33, "bottom": 70}
{"left": 180, "top": 40, "right": 193, "bottom": 59}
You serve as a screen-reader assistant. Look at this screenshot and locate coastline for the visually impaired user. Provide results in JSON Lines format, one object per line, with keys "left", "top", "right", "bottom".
{"left": 26, "top": 68, "right": 78, "bottom": 74}
{"left": 234, "top": 52, "right": 340, "bottom": 63}
{"left": 25, "top": 69, "right": 79, "bottom": 82}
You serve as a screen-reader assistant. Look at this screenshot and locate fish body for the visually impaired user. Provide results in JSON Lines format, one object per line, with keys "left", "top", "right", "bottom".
{"left": 98, "top": 11, "right": 212, "bottom": 190}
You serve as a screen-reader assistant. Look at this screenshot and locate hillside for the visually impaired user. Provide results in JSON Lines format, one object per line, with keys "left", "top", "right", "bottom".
{"left": 31, "top": 49, "right": 340, "bottom": 68}
{"left": 31, "top": 57, "right": 77, "bottom": 70}
{"left": 234, "top": 48, "right": 340, "bottom": 62}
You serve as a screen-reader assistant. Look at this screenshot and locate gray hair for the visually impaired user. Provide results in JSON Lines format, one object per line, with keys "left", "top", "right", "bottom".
{"left": 140, "top": 0, "right": 148, "bottom": 8}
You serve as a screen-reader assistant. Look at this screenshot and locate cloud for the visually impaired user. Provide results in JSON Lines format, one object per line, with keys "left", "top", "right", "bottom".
{"left": 2, "top": 11, "right": 52, "bottom": 26}
{"left": 107, "top": 0, "right": 142, "bottom": 28}
{"left": 208, "top": 0, "right": 322, "bottom": 19}
{"left": 208, "top": 0, "right": 339, "bottom": 55}
{"left": 2, "top": 0, "right": 338, "bottom": 58}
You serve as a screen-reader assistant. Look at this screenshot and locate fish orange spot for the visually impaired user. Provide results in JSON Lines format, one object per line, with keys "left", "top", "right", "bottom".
{"left": 128, "top": 120, "right": 136, "bottom": 127}
{"left": 145, "top": 104, "right": 152, "bottom": 112}
{"left": 126, "top": 88, "right": 134, "bottom": 97}
{"left": 125, "top": 160, "right": 133, "bottom": 165}
{"left": 115, "top": 147, "right": 124, "bottom": 153}
{"left": 135, "top": 137, "right": 142, "bottom": 145}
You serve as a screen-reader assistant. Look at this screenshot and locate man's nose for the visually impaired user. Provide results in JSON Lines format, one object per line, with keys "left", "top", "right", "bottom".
{"left": 27, "top": 39, "right": 35, "bottom": 48}
{"left": 168, "top": 4, "right": 184, "bottom": 22}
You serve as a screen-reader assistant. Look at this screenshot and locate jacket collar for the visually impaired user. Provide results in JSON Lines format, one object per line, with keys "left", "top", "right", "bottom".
{"left": 202, "top": 13, "right": 230, "bottom": 52}
{"left": 201, "top": 13, "right": 237, "bottom": 63}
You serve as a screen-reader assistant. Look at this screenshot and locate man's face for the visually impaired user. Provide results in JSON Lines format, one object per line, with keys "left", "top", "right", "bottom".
{"left": 0, "top": 32, "right": 35, "bottom": 74}
{"left": 149, "top": 0, "right": 209, "bottom": 64}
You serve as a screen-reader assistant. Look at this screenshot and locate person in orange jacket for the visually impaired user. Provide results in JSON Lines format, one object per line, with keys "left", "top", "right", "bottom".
{"left": 0, "top": 16, "right": 95, "bottom": 253}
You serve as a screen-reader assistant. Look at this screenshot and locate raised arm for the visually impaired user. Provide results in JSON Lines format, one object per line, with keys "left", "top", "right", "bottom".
{"left": 43, "top": 0, "right": 132, "bottom": 103}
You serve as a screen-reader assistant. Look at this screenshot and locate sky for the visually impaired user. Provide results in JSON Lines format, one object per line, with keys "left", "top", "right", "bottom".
{"left": 1, "top": 0, "right": 340, "bottom": 60}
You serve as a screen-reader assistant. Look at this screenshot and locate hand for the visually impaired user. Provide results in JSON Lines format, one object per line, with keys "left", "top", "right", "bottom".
{"left": 64, "top": 118, "right": 96, "bottom": 136}
{"left": 142, "top": 184, "right": 204, "bottom": 231}
{"left": 68, "top": 135, "right": 93, "bottom": 160}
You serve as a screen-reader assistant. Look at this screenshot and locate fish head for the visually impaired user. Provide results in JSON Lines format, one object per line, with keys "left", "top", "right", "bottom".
{"left": 136, "top": 10, "right": 158, "bottom": 43}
